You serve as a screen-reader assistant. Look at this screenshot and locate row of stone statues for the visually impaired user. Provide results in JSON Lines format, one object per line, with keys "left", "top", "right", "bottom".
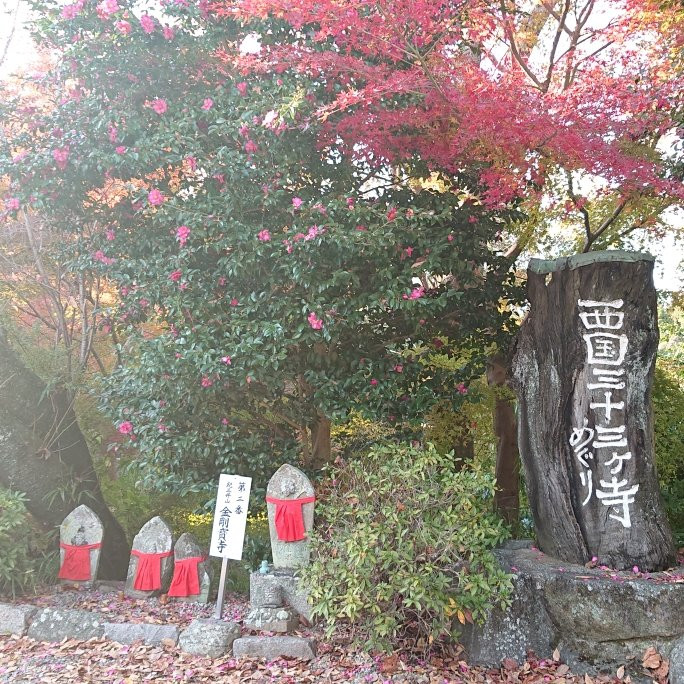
{"left": 57, "top": 463, "right": 317, "bottom": 605}
{"left": 58, "top": 506, "right": 212, "bottom": 602}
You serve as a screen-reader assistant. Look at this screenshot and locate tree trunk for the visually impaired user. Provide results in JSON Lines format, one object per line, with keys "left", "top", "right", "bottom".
{"left": 307, "top": 413, "right": 332, "bottom": 471}
{"left": 0, "top": 330, "right": 129, "bottom": 579}
{"left": 511, "top": 252, "right": 676, "bottom": 571}
{"left": 487, "top": 354, "right": 520, "bottom": 527}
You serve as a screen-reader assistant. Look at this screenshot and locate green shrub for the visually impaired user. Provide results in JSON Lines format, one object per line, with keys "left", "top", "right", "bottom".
{"left": 0, "top": 489, "right": 52, "bottom": 598}
{"left": 302, "top": 443, "right": 512, "bottom": 653}
{"left": 653, "top": 360, "right": 684, "bottom": 544}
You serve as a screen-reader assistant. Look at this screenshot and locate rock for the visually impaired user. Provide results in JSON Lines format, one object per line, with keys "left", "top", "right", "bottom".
{"left": 462, "top": 542, "right": 684, "bottom": 675}
{"left": 511, "top": 252, "right": 676, "bottom": 571}
{"left": 0, "top": 603, "right": 36, "bottom": 636}
{"left": 232, "top": 635, "right": 317, "bottom": 661}
{"left": 27, "top": 608, "right": 105, "bottom": 642}
{"left": 244, "top": 607, "right": 299, "bottom": 633}
{"left": 104, "top": 622, "right": 180, "bottom": 646}
{"left": 670, "top": 637, "right": 684, "bottom": 684}
{"left": 178, "top": 618, "right": 241, "bottom": 658}
{"left": 58, "top": 505, "right": 104, "bottom": 587}
{"left": 125, "top": 516, "right": 174, "bottom": 599}
{"left": 250, "top": 570, "right": 311, "bottom": 621}
{"left": 266, "top": 464, "right": 314, "bottom": 570}
{"left": 169, "top": 532, "right": 212, "bottom": 603}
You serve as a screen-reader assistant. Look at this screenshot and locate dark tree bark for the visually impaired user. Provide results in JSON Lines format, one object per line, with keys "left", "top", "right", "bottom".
{"left": 0, "top": 330, "right": 129, "bottom": 579}
{"left": 511, "top": 252, "right": 676, "bottom": 571}
{"left": 487, "top": 354, "right": 520, "bottom": 527}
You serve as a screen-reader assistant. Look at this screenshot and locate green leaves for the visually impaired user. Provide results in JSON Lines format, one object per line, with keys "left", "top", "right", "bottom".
{"left": 301, "top": 443, "right": 513, "bottom": 653}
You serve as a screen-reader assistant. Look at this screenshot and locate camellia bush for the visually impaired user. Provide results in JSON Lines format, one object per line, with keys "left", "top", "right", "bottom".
{"left": 302, "top": 443, "right": 512, "bottom": 652}
{"left": 0, "top": 0, "right": 520, "bottom": 493}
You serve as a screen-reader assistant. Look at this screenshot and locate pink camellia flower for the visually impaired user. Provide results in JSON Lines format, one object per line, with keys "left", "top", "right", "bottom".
{"left": 408, "top": 286, "right": 424, "bottom": 300}
{"left": 307, "top": 312, "right": 323, "bottom": 330}
{"left": 53, "top": 146, "right": 69, "bottom": 170}
{"left": 106, "top": 228, "right": 115, "bottom": 241}
{"left": 236, "top": 82, "right": 248, "bottom": 96}
{"left": 468, "top": 215, "right": 478, "bottom": 223}
{"left": 230, "top": 297, "right": 239, "bottom": 307}
{"left": 168, "top": 269, "right": 182, "bottom": 282}
{"left": 405, "top": 208, "right": 414, "bottom": 218}
{"left": 457, "top": 383, "right": 468, "bottom": 395}
{"left": 393, "top": 364, "right": 403, "bottom": 373}
{"left": 292, "top": 197, "right": 303, "bottom": 209}
{"left": 117, "top": 421, "right": 133, "bottom": 434}
{"left": 96, "top": 0, "right": 119, "bottom": 17}
{"left": 115, "top": 20, "right": 131, "bottom": 35}
{"left": 370, "top": 378, "right": 378, "bottom": 386}
{"left": 149, "top": 98, "right": 167, "bottom": 115}
{"left": 221, "top": 356, "right": 232, "bottom": 365}
{"left": 346, "top": 197, "right": 354, "bottom": 208}
{"left": 356, "top": 224, "right": 367, "bottom": 231}
{"left": 201, "top": 376, "right": 213, "bottom": 388}
{"left": 221, "top": 417, "right": 229, "bottom": 425}
{"left": 238, "top": 124, "right": 249, "bottom": 138}
{"left": 6, "top": 197, "right": 20, "bottom": 211}
{"left": 386, "top": 207, "right": 397, "bottom": 221}
{"left": 61, "top": 0, "right": 84, "bottom": 20}
{"left": 245, "top": 140, "right": 258, "bottom": 154}
{"left": 447, "top": 234, "right": 454, "bottom": 242}
{"left": 115, "top": 145, "right": 126, "bottom": 154}
{"left": 201, "top": 98, "right": 214, "bottom": 111}
{"left": 139, "top": 14, "right": 155, "bottom": 34}
{"left": 148, "top": 189, "right": 165, "bottom": 206}
{"left": 158, "top": 423, "right": 167, "bottom": 432}
{"left": 257, "top": 229, "right": 271, "bottom": 242}
{"left": 139, "top": 298, "right": 149, "bottom": 308}
{"left": 162, "top": 26, "right": 175, "bottom": 40}
{"left": 176, "top": 225, "right": 191, "bottom": 246}
{"left": 405, "top": 246, "right": 413, "bottom": 257}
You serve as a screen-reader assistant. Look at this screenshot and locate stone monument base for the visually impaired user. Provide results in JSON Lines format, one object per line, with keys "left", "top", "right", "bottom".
{"left": 249, "top": 570, "right": 312, "bottom": 622}
{"left": 460, "top": 541, "right": 684, "bottom": 682}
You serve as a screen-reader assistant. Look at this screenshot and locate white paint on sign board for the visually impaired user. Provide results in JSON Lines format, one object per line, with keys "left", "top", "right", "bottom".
{"left": 209, "top": 474, "right": 251, "bottom": 559}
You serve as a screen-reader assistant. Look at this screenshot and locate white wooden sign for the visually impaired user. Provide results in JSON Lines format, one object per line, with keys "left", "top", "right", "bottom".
{"left": 209, "top": 474, "right": 251, "bottom": 560}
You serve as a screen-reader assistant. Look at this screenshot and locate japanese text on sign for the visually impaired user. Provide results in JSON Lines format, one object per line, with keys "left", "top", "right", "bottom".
{"left": 569, "top": 299, "right": 638, "bottom": 528}
{"left": 209, "top": 474, "right": 252, "bottom": 559}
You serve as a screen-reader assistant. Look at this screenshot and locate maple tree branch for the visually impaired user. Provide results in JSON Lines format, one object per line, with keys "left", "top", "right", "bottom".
{"left": 499, "top": 0, "right": 544, "bottom": 90}
{"left": 542, "top": 0, "right": 571, "bottom": 92}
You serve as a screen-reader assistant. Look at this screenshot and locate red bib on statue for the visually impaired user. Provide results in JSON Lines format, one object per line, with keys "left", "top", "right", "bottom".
{"left": 266, "top": 496, "right": 315, "bottom": 542}
{"left": 131, "top": 550, "right": 172, "bottom": 591}
{"left": 58, "top": 542, "right": 101, "bottom": 581}
{"left": 168, "top": 556, "right": 205, "bottom": 597}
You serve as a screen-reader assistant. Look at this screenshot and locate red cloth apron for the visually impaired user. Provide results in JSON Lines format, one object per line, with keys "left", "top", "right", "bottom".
{"left": 167, "top": 556, "right": 205, "bottom": 597}
{"left": 265, "top": 496, "right": 315, "bottom": 542}
{"left": 131, "top": 550, "right": 172, "bottom": 591}
{"left": 58, "top": 542, "right": 101, "bottom": 581}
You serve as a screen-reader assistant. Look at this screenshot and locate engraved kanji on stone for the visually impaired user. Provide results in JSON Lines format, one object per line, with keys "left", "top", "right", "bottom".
{"left": 579, "top": 469, "right": 593, "bottom": 506}
{"left": 569, "top": 419, "right": 595, "bottom": 467}
{"left": 578, "top": 299, "right": 624, "bottom": 330}
{"left": 583, "top": 333, "right": 628, "bottom": 366}
{"left": 587, "top": 367, "right": 625, "bottom": 390}
{"left": 590, "top": 391, "right": 625, "bottom": 423}
{"left": 604, "top": 451, "right": 632, "bottom": 475}
{"left": 595, "top": 477, "right": 639, "bottom": 528}
{"left": 592, "top": 425, "right": 627, "bottom": 449}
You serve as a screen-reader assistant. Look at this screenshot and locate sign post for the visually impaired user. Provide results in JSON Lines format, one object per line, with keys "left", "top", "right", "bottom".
{"left": 209, "top": 473, "right": 251, "bottom": 619}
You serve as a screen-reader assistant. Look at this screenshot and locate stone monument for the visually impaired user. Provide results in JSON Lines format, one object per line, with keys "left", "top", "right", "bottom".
{"left": 236, "top": 464, "right": 316, "bottom": 660}
{"left": 57, "top": 505, "right": 103, "bottom": 587}
{"left": 511, "top": 252, "right": 676, "bottom": 571}
{"left": 124, "top": 516, "right": 174, "bottom": 599}
{"left": 168, "top": 532, "right": 212, "bottom": 603}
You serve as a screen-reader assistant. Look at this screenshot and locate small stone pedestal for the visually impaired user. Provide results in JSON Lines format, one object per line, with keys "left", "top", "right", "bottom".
{"left": 461, "top": 541, "right": 684, "bottom": 682}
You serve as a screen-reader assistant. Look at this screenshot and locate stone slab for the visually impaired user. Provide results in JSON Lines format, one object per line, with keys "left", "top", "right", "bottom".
{"left": 670, "top": 637, "right": 684, "bottom": 684}
{"left": 232, "top": 635, "right": 316, "bottom": 661}
{"left": 244, "top": 607, "right": 299, "bottom": 633}
{"left": 462, "top": 542, "right": 684, "bottom": 677}
{"left": 178, "top": 618, "right": 240, "bottom": 658}
{"left": 27, "top": 608, "right": 105, "bottom": 642}
{"left": 266, "top": 464, "right": 314, "bottom": 570}
{"left": 104, "top": 622, "right": 180, "bottom": 646}
{"left": 59, "top": 504, "right": 104, "bottom": 587}
{"left": 125, "top": 516, "right": 174, "bottom": 599}
{"left": 250, "top": 571, "right": 311, "bottom": 621}
{"left": 0, "top": 603, "right": 36, "bottom": 636}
